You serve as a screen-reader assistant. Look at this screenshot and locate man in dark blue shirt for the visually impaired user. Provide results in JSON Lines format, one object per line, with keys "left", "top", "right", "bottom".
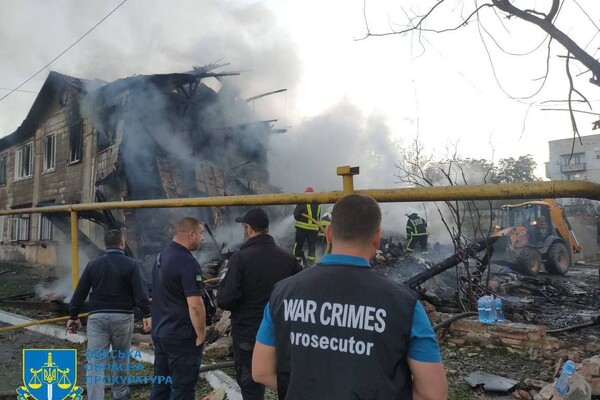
{"left": 150, "top": 217, "right": 206, "bottom": 400}
{"left": 252, "top": 195, "right": 448, "bottom": 399}
{"left": 68, "top": 229, "right": 151, "bottom": 400}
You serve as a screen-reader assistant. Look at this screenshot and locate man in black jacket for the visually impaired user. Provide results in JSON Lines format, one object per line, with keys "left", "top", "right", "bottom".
{"left": 218, "top": 208, "right": 301, "bottom": 400}
{"left": 68, "top": 229, "right": 151, "bottom": 400}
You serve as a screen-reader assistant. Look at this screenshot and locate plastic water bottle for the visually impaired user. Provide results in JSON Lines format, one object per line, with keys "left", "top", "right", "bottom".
{"left": 477, "top": 296, "right": 487, "bottom": 323}
{"left": 495, "top": 297, "right": 505, "bottom": 322}
{"left": 555, "top": 360, "right": 576, "bottom": 396}
{"left": 484, "top": 296, "right": 494, "bottom": 324}
{"left": 489, "top": 296, "right": 497, "bottom": 322}
{"left": 477, "top": 296, "right": 494, "bottom": 324}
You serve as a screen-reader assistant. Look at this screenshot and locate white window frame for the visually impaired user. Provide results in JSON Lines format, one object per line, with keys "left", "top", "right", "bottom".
{"left": 38, "top": 214, "right": 52, "bottom": 241}
{"left": 43, "top": 134, "right": 56, "bottom": 173}
{"left": 69, "top": 122, "right": 83, "bottom": 164}
{"left": 0, "top": 216, "right": 4, "bottom": 242}
{"left": 9, "top": 214, "right": 30, "bottom": 242}
{"left": 14, "top": 142, "right": 33, "bottom": 180}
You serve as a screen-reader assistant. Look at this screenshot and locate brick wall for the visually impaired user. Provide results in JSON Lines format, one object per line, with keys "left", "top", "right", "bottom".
{"left": 438, "top": 313, "right": 600, "bottom": 359}
{"left": 0, "top": 87, "right": 97, "bottom": 266}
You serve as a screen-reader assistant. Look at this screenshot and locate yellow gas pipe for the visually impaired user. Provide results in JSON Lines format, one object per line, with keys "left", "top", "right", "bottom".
{"left": 0, "top": 313, "right": 89, "bottom": 333}
{"left": 0, "top": 165, "right": 597, "bottom": 292}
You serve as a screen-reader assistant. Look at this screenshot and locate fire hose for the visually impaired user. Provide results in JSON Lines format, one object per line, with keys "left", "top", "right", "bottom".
{"left": 301, "top": 213, "right": 331, "bottom": 255}
{"left": 0, "top": 313, "right": 89, "bottom": 333}
{"left": 547, "top": 318, "right": 599, "bottom": 334}
{"left": 432, "top": 312, "right": 478, "bottom": 332}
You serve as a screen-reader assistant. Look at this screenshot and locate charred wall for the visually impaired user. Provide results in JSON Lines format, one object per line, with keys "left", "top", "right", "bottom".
{"left": 86, "top": 73, "right": 277, "bottom": 259}
{"left": 0, "top": 69, "right": 282, "bottom": 265}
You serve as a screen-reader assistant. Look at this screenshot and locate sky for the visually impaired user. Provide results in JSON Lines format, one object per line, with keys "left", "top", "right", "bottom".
{"left": 1, "top": 0, "right": 600, "bottom": 196}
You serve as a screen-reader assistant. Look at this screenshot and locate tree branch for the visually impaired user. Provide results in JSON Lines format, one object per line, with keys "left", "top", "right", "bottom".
{"left": 492, "top": 0, "right": 600, "bottom": 85}
{"left": 565, "top": 52, "right": 584, "bottom": 151}
{"left": 357, "top": 1, "right": 494, "bottom": 39}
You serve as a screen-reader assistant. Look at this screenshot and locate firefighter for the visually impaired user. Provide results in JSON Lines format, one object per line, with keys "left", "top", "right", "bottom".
{"left": 293, "top": 187, "right": 321, "bottom": 267}
{"left": 317, "top": 206, "right": 333, "bottom": 257}
{"left": 405, "top": 212, "right": 428, "bottom": 253}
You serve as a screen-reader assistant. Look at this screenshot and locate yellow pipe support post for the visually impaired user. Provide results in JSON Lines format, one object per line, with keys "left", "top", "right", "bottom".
{"left": 71, "top": 210, "right": 79, "bottom": 291}
{"left": 337, "top": 165, "right": 360, "bottom": 194}
{"left": 0, "top": 313, "right": 89, "bottom": 333}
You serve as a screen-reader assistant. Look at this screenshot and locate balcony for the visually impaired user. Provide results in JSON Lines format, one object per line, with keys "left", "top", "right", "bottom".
{"left": 560, "top": 163, "right": 586, "bottom": 173}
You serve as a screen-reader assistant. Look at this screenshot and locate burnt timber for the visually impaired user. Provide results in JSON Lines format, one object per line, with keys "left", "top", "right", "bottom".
{"left": 0, "top": 65, "right": 283, "bottom": 265}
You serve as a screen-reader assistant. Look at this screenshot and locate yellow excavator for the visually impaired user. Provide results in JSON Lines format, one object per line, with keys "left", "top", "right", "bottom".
{"left": 490, "top": 199, "right": 582, "bottom": 275}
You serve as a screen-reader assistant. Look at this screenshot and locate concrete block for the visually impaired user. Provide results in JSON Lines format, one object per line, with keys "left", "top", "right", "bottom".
{"left": 581, "top": 356, "right": 600, "bottom": 377}
{"left": 204, "top": 336, "right": 233, "bottom": 360}
{"left": 564, "top": 374, "right": 592, "bottom": 400}
{"left": 213, "top": 311, "right": 231, "bottom": 336}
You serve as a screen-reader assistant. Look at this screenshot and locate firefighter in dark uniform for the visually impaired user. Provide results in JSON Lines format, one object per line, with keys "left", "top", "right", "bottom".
{"left": 252, "top": 194, "right": 447, "bottom": 399}
{"left": 316, "top": 206, "right": 332, "bottom": 257}
{"left": 293, "top": 187, "right": 321, "bottom": 266}
{"left": 406, "top": 212, "right": 428, "bottom": 253}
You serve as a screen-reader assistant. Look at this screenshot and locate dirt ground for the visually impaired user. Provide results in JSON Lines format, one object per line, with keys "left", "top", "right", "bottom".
{"left": 0, "top": 261, "right": 599, "bottom": 399}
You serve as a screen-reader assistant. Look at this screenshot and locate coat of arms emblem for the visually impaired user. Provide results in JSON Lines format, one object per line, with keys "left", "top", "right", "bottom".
{"left": 17, "top": 349, "right": 83, "bottom": 400}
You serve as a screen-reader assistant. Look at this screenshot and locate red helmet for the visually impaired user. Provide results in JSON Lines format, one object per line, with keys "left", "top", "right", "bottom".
{"left": 304, "top": 186, "right": 314, "bottom": 192}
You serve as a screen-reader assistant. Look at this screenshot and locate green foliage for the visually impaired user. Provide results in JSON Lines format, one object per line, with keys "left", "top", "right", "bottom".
{"left": 399, "top": 154, "right": 540, "bottom": 187}
{"left": 491, "top": 155, "right": 540, "bottom": 184}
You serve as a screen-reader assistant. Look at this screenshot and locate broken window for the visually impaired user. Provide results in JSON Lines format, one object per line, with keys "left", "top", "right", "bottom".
{"left": 69, "top": 122, "right": 83, "bottom": 163}
{"left": 14, "top": 142, "right": 33, "bottom": 180}
{"left": 97, "top": 107, "right": 118, "bottom": 152}
{"left": 43, "top": 133, "right": 56, "bottom": 172}
{"left": 9, "top": 213, "right": 30, "bottom": 241}
{"left": 0, "top": 153, "right": 7, "bottom": 185}
{"left": 38, "top": 214, "right": 52, "bottom": 241}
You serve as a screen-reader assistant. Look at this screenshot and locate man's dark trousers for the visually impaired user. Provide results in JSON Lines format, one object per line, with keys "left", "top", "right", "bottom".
{"left": 150, "top": 337, "right": 203, "bottom": 400}
{"left": 233, "top": 338, "right": 265, "bottom": 399}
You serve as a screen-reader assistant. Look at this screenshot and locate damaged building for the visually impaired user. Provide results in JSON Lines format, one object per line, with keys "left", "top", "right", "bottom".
{"left": 0, "top": 65, "right": 282, "bottom": 266}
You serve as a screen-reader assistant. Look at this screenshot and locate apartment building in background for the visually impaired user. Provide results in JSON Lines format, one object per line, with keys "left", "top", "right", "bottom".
{"left": 545, "top": 133, "right": 600, "bottom": 261}
{"left": 545, "top": 133, "right": 600, "bottom": 182}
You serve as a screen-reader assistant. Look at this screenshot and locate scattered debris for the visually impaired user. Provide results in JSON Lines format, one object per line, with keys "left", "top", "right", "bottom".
{"left": 204, "top": 336, "right": 233, "bottom": 359}
{"left": 463, "top": 371, "right": 518, "bottom": 393}
{"left": 202, "top": 388, "right": 225, "bottom": 400}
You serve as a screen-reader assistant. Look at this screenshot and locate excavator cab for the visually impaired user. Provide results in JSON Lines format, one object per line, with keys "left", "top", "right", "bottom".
{"left": 490, "top": 199, "right": 581, "bottom": 276}
{"left": 495, "top": 203, "right": 553, "bottom": 244}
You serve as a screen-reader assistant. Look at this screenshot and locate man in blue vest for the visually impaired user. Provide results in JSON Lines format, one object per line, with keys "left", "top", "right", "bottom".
{"left": 252, "top": 194, "right": 447, "bottom": 399}
{"left": 292, "top": 187, "right": 321, "bottom": 267}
